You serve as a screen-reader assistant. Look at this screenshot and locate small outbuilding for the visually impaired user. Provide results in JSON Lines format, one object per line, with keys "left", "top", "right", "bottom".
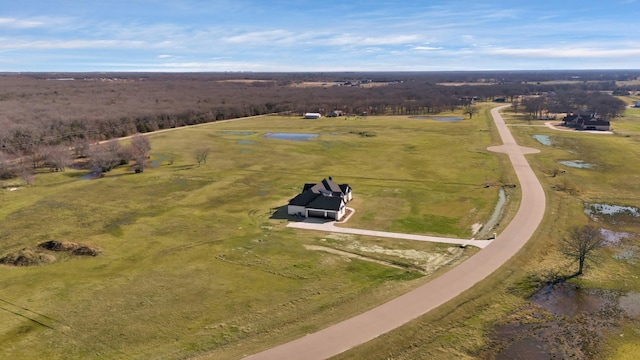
{"left": 304, "top": 113, "right": 322, "bottom": 119}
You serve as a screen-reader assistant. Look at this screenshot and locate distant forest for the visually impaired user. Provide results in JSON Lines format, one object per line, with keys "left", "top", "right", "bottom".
{"left": 0, "top": 70, "right": 637, "bottom": 162}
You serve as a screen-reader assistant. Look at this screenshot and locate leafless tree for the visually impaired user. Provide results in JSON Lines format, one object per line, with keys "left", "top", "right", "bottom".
{"left": 71, "top": 137, "right": 91, "bottom": 158}
{"left": 17, "top": 158, "right": 34, "bottom": 185}
{"left": 194, "top": 147, "right": 210, "bottom": 166}
{"left": 130, "top": 133, "right": 151, "bottom": 173}
{"left": 46, "top": 145, "right": 72, "bottom": 172}
{"left": 0, "top": 151, "right": 16, "bottom": 179}
{"left": 465, "top": 105, "right": 478, "bottom": 119}
{"left": 561, "top": 225, "right": 604, "bottom": 276}
{"left": 88, "top": 145, "right": 112, "bottom": 175}
{"left": 29, "top": 146, "right": 48, "bottom": 170}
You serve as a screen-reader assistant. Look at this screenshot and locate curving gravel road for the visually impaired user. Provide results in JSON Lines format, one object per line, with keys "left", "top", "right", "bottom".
{"left": 244, "top": 105, "right": 546, "bottom": 360}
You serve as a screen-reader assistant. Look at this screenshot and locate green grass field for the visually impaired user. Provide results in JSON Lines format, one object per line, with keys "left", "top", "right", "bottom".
{"left": 0, "top": 109, "right": 504, "bottom": 359}
{"left": 336, "top": 107, "right": 640, "bottom": 359}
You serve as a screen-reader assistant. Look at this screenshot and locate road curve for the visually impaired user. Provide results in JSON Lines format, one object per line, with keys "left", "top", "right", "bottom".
{"left": 244, "top": 105, "right": 546, "bottom": 360}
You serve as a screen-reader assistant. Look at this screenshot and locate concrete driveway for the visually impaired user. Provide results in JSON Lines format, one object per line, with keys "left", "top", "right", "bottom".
{"left": 244, "top": 105, "right": 546, "bottom": 360}
{"left": 287, "top": 215, "right": 493, "bottom": 249}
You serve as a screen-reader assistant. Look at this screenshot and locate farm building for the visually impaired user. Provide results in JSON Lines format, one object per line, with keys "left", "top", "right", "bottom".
{"left": 287, "top": 177, "right": 352, "bottom": 220}
{"left": 304, "top": 113, "right": 322, "bottom": 119}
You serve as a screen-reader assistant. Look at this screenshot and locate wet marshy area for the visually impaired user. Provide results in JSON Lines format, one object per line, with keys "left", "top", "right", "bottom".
{"left": 483, "top": 283, "right": 638, "bottom": 359}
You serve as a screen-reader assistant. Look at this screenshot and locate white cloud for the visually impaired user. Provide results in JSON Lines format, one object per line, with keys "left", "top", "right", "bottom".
{"left": 410, "top": 46, "right": 443, "bottom": 51}
{"left": 489, "top": 47, "right": 640, "bottom": 58}
{"left": 325, "top": 34, "right": 420, "bottom": 47}
{"left": 224, "top": 30, "right": 296, "bottom": 44}
{"left": 0, "top": 17, "right": 46, "bottom": 28}
{"left": 0, "top": 39, "right": 146, "bottom": 50}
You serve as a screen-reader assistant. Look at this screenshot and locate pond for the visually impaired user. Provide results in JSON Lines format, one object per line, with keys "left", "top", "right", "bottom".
{"left": 264, "top": 132, "right": 319, "bottom": 141}
{"left": 559, "top": 160, "right": 592, "bottom": 169}
{"left": 237, "top": 140, "right": 255, "bottom": 145}
{"left": 532, "top": 134, "right": 551, "bottom": 146}
{"left": 409, "top": 115, "right": 465, "bottom": 122}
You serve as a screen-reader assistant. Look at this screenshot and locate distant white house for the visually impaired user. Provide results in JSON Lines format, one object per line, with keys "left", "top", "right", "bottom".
{"left": 304, "top": 113, "right": 322, "bottom": 119}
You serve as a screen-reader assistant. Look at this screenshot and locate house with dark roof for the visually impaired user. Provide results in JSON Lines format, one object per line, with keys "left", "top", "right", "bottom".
{"left": 562, "top": 113, "right": 610, "bottom": 131}
{"left": 287, "top": 177, "right": 352, "bottom": 220}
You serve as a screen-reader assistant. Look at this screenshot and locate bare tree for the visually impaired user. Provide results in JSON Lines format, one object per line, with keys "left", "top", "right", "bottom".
{"left": 89, "top": 145, "right": 112, "bottom": 175}
{"left": 561, "top": 225, "right": 604, "bottom": 276}
{"left": 0, "top": 151, "right": 16, "bottom": 179}
{"left": 194, "top": 147, "right": 210, "bottom": 166}
{"left": 17, "top": 158, "right": 34, "bottom": 185}
{"left": 130, "top": 133, "right": 151, "bottom": 173}
{"left": 29, "top": 146, "right": 48, "bottom": 170}
{"left": 46, "top": 145, "right": 72, "bottom": 172}
{"left": 464, "top": 105, "right": 478, "bottom": 119}
{"left": 71, "top": 137, "right": 90, "bottom": 158}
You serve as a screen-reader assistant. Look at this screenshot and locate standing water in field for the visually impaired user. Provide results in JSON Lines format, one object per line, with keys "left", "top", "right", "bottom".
{"left": 559, "top": 160, "right": 593, "bottom": 169}
{"left": 264, "top": 133, "right": 318, "bottom": 141}
{"left": 478, "top": 187, "right": 506, "bottom": 238}
{"left": 585, "top": 203, "right": 640, "bottom": 217}
{"left": 532, "top": 134, "right": 551, "bottom": 146}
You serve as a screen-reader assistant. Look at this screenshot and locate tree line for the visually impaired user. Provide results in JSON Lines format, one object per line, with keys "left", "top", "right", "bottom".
{"left": 0, "top": 71, "right": 636, "bottom": 181}
{"left": 520, "top": 90, "right": 627, "bottom": 119}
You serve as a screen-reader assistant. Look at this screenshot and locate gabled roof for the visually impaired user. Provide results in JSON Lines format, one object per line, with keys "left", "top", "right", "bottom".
{"left": 304, "top": 177, "right": 349, "bottom": 195}
{"left": 306, "top": 195, "right": 344, "bottom": 211}
{"left": 288, "top": 191, "right": 320, "bottom": 206}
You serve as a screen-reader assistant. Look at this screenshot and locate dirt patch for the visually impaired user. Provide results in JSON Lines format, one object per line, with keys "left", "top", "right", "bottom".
{"left": 619, "top": 292, "right": 640, "bottom": 317}
{"left": 483, "top": 283, "right": 625, "bottom": 359}
{"left": 316, "top": 238, "right": 467, "bottom": 274}
{"left": 38, "top": 240, "right": 100, "bottom": 256}
{"left": 0, "top": 249, "right": 56, "bottom": 266}
{"left": 304, "top": 245, "right": 407, "bottom": 271}
{"left": 346, "top": 242, "right": 464, "bottom": 274}
{"left": 0, "top": 241, "right": 100, "bottom": 267}
{"left": 530, "top": 283, "right": 616, "bottom": 317}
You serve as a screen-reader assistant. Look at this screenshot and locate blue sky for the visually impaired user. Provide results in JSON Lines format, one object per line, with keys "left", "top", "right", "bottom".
{"left": 1, "top": 0, "right": 639, "bottom": 72}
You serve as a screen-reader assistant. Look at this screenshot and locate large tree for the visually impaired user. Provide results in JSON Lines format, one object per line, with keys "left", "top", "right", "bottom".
{"left": 130, "top": 133, "right": 151, "bottom": 173}
{"left": 560, "top": 225, "right": 604, "bottom": 276}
